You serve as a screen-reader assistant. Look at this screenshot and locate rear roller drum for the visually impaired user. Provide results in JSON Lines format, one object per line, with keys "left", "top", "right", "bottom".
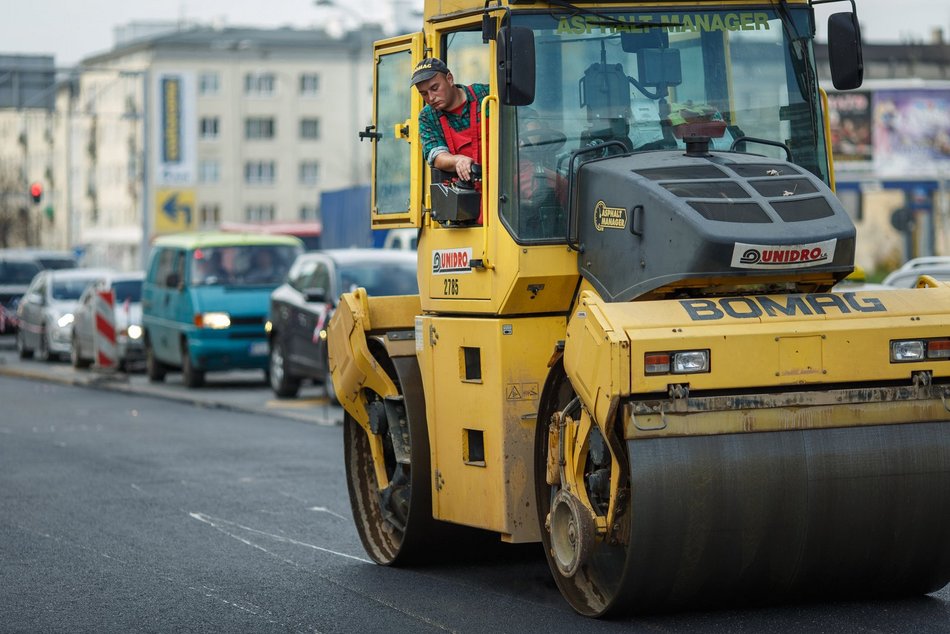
{"left": 344, "top": 354, "right": 443, "bottom": 566}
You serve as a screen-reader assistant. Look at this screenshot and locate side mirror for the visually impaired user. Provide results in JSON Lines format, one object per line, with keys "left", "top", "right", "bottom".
{"left": 828, "top": 12, "right": 864, "bottom": 90}
{"left": 497, "top": 26, "right": 535, "bottom": 106}
{"left": 165, "top": 272, "right": 180, "bottom": 288}
{"left": 304, "top": 287, "right": 327, "bottom": 303}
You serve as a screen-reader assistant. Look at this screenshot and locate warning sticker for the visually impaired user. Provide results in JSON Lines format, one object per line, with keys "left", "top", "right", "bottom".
{"left": 506, "top": 383, "right": 539, "bottom": 401}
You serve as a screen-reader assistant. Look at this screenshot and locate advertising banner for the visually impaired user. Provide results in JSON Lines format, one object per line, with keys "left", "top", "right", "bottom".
{"left": 872, "top": 89, "right": 950, "bottom": 177}
{"left": 153, "top": 71, "right": 196, "bottom": 186}
{"left": 827, "top": 91, "right": 872, "bottom": 164}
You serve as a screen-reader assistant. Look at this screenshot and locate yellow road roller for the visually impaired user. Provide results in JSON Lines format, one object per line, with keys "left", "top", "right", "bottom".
{"left": 329, "top": 0, "right": 950, "bottom": 616}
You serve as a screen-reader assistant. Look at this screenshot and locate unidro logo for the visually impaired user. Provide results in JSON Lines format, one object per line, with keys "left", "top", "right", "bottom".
{"left": 731, "top": 239, "right": 837, "bottom": 269}
{"left": 432, "top": 248, "right": 472, "bottom": 275}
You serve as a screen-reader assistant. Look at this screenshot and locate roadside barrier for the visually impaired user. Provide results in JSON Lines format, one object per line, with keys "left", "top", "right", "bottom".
{"left": 94, "top": 289, "right": 117, "bottom": 371}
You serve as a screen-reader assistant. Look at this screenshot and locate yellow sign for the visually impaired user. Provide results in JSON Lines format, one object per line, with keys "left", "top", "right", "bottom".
{"left": 154, "top": 188, "right": 196, "bottom": 234}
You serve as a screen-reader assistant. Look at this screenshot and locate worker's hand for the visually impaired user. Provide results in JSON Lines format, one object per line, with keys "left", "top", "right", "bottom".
{"left": 455, "top": 155, "right": 475, "bottom": 182}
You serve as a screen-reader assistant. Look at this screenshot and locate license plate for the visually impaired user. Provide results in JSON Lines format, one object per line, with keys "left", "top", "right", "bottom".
{"left": 249, "top": 341, "right": 269, "bottom": 357}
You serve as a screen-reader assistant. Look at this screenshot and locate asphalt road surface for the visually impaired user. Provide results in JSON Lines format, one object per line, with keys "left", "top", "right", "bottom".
{"left": 1, "top": 339, "right": 949, "bottom": 632}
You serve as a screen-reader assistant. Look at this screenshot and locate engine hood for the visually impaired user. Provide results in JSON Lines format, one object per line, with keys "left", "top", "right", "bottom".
{"left": 574, "top": 149, "right": 856, "bottom": 302}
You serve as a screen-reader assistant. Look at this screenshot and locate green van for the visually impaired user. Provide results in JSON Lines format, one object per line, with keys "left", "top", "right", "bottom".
{"left": 142, "top": 232, "right": 303, "bottom": 387}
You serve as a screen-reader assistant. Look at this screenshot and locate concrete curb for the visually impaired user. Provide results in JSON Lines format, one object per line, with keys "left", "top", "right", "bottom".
{"left": 0, "top": 358, "right": 341, "bottom": 426}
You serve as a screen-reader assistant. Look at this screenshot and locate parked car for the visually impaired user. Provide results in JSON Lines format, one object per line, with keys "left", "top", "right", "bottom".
{"left": 16, "top": 268, "right": 111, "bottom": 361}
{"left": 5, "top": 248, "right": 79, "bottom": 270}
{"left": 0, "top": 251, "right": 43, "bottom": 335}
{"left": 70, "top": 271, "right": 145, "bottom": 371}
{"left": 831, "top": 266, "right": 891, "bottom": 293}
{"left": 881, "top": 264, "right": 950, "bottom": 288}
{"left": 142, "top": 232, "right": 303, "bottom": 388}
{"left": 267, "top": 248, "right": 419, "bottom": 399}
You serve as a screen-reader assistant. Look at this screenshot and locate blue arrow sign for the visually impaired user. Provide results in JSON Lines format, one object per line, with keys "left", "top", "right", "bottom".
{"left": 161, "top": 192, "right": 193, "bottom": 225}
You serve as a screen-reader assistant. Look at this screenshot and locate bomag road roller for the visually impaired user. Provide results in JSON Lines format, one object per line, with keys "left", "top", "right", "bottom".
{"left": 329, "top": 0, "right": 950, "bottom": 617}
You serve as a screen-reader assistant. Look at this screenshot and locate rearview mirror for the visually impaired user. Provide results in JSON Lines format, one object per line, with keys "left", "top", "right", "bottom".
{"left": 828, "top": 12, "right": 864, "bottom": 90}
{"left": 304, "top": 287, "right": 327, "bottom": 303}
{"left": 637, "top": 48, "right": 682, "bottom": 87}
{"left": 497, "top": 26, "right": 535, "bottom": 106}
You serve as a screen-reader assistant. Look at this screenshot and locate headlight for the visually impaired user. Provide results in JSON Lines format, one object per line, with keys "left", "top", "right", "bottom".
{"left": 644, "top": 349, "right": 710, "bottom": 375}
{"left": 57, "top": 313, "right": 74, "bottom": 328}
{"left": 197, "top": 312, "right": 231, "bottom": 329}
{"left": 890, "top": 338, "right": 950, "bottom": 362}
{"left": 126, "top": 324, "right": 143, "bottom": 339}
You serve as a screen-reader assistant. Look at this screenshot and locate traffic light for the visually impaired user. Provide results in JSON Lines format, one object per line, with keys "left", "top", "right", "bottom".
{"left": 29, "top": 182, "right": 43, "bottom": 204}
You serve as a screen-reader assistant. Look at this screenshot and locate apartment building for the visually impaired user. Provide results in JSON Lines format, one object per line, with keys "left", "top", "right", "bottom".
{"left": 0, "top": 55, "right": 60, "bottom": 248}
{"left": 69, "top": 24, "right": 378, "bottom": 269}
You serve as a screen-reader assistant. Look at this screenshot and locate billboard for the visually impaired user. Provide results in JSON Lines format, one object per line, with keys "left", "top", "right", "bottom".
{"left": 828, "top": 87, "right": 950, "bottom": 177}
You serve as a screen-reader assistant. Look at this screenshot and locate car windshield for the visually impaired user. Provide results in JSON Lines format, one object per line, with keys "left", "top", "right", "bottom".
{"left": 191, "top": 245, "right": 301, "bottom": 287}
{"left": 37, "top": 257, "right": 78, "bottom": 270}
{"left": 501, "top": 6, "right": 825, "bottom": 241}
{"left": 0, "top": 260, "right": 42, "bottom": 285}
{"left": 337, "top": 260, "right": 418, "bottom": 297}
{"left": 113, "top": 280, "right": 143, "bottom": 303}
{"left": 51, "top": 277, "right": 97, "bottom": 301}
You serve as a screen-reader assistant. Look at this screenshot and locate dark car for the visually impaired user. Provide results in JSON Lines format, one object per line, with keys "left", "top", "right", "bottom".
{"left": 267, "top": 249, "right": 418, "bottom": 399}
{"left": 0, "top": 252, "right": 43, "bottom": 335}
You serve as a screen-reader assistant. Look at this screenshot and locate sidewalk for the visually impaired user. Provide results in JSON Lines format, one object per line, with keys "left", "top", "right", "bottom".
{"left": 0, "top": 341, "right": 342, "bottom": 426}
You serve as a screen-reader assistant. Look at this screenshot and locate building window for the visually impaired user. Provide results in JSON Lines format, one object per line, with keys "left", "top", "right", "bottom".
{"left": 199, "top": 117, "right": 220, "bottom": 140}
{"left": 199, "top": 203, "right": 221, "bottom": 227}
{"left": 198, "top": 160, "right": 220, "bottom": 183}
{"left": 245, "top": 204, "right": 275, "bottom": 222}
{"left": 300, "top": 118, "right": 320, "bottom": 140}
{"left": 299, "top": 204, "right": 319, "bottom": 221}
{"left": 244, "top": 160, "right": 276, "bottom": 185}
{"left": 245, "top": 117, "right": 275, "bottom": 140}
{"left": 199, "top": 72, "right": 220, "bottom": 96}
{"left": 299, "top": 161, "right": 319, "bottom": 185}
{"left": 244, "top": 73, "right": 276, "bottom": 96}
{"left": 299, "top": 73, "right": 320, "bottom": 96}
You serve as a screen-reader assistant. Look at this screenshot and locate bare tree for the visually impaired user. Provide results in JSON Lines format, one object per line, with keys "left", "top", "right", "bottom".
{"left": 0, "top": 162, "right": 37, "bottom": 248}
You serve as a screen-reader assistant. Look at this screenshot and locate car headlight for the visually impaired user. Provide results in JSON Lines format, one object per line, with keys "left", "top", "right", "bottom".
{"left": 57, "top": 313, "right": 74, "bottom": 328}
{"left": 196, "top": 312, "right": 231, "bottom": 329}
{"left": 126, "top": 324, "right": 143, "bottom": 339}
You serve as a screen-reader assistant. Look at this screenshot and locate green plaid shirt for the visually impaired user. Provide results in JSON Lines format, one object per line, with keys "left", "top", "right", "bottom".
{"left": 418, "top": 83, "right": 490, "bottom": 166}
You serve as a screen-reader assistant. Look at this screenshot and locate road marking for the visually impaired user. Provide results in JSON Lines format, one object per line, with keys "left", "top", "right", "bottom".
{"left": 308, "top": 506, "right": 348, "bottom": 521}
{"left": 189, "top": 512, "right": 371, "bottom": 563}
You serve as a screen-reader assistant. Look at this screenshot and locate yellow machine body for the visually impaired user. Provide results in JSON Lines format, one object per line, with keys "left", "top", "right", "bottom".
{"left": 330, "top": 0, "right": 950, "bottom": 617}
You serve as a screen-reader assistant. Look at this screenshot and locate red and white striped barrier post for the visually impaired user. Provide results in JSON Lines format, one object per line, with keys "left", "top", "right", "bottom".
{"left": 94, "top": 288, "right": 117, "bottom": 371}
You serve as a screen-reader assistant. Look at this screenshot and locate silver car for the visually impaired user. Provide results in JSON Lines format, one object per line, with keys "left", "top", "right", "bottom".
{"left": 882, "top": 264, "right": 950, "bottom": 289}
{"left": 71, "top": 271, "right": 145, "bottom": 371}
{"left": 16, "top": 268, "right": 111, "bottom": 361}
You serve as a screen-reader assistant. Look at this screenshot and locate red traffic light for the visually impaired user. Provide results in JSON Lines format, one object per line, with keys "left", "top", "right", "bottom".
{"left": 29, "top": 182, "right": 43, "bottom": 204}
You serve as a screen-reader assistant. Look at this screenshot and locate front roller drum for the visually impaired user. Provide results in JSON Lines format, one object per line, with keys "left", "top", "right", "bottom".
{"left": 537, "top": 363, "right": 950, "bottom": 616}
{"left": 622, "top": 422, "right": 950, "bottom": 609}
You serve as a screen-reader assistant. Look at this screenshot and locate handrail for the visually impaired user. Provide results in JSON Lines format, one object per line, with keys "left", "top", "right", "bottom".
{"left": 480, "top": 93, "right": 497, "bottom": 270}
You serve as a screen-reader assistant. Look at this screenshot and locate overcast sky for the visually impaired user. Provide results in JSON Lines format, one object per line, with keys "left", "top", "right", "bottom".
{"left": 1, "top": 0, "right": 945, "bottom": 68}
